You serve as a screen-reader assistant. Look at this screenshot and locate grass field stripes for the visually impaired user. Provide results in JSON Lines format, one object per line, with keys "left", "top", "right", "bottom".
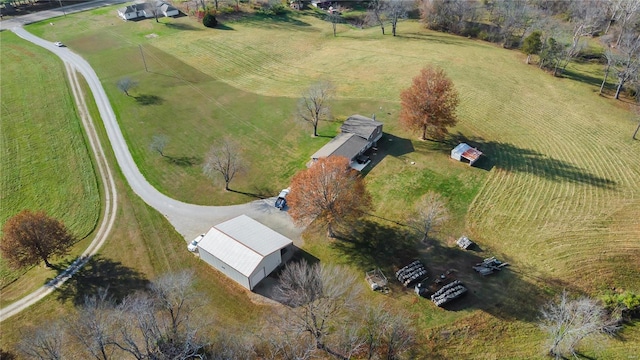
{"left": 0, "top": 32, "right": 100, "bottom": 288}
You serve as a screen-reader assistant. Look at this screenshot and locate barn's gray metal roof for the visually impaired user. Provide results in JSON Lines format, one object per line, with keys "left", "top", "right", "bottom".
{"left": 197, "top": 215, "right": 292, "bottom": 276}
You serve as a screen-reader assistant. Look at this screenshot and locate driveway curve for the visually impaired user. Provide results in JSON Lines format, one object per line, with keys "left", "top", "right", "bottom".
{"left": 1, "top": 25, "right": 301, "bottom": 321}
{"left": 11, "top": 27, "right": 301, "bottom": 242}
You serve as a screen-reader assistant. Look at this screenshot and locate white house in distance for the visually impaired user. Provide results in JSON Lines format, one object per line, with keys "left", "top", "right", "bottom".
{"left": 310, "top": 114, "right": 383, "bottom": 171}
{"left": 117, "top": 1, "right": 179, "bottom": 21}
{"left": 451, "top": 143, "right": 483, "bottom": 166}
{"left": 196, "top": 215, "right": 294, "bottom": 290}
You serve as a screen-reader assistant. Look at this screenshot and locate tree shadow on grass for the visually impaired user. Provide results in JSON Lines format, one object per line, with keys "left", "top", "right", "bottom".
{"left": 236, "top": 12, "right": 315, "bottom": 31}
{"left": 134, "top": 94, "right": 163, "bottom": 105}
{"left": 331, "top": 220, "right": 418, "bottom": 272}
{"left": 561, "top": 68, "right": 609, "bottom": 90}
{"left": 163, "top": 22, "right": 202, "bottom": 31}
{"left": 214, "top": 23, "right": 235, "bottom": 31}
{"left": 53, "top": 256, "right": 149, "bottom": 306}
{"left": 426, "top": 132, "right": 617, "bottom": 189}
{"left": 163, "top": 155, "right": 200, "bottom": 167}
{"left": 418, "top": 239, "right": 584, "bottom": 322}
{"left": 362, "top": 133, "right": 415, "bottom": 176}
{"left": 228, "top": 188, "right": 269, "bottom": 199}
{"left": 331, "top": 219, "right": 578, "bottom": 322}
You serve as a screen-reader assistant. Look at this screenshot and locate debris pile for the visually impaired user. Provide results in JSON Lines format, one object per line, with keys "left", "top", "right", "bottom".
{"left": 396, "top": 260, "right": 428, "bottom": 287}
{"left": 472, "top": 256, "right": 509, "bottom": 276}
{"left": 431, "top": 280, "right": 468, "bottom": 306}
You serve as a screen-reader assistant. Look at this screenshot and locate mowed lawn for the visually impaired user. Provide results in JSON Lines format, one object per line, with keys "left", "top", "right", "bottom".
{"left": 0, "top": 32, "right": 100, "bottom": 292}
{"left": 22, "top": 8, "right": 640, "bottom": 358}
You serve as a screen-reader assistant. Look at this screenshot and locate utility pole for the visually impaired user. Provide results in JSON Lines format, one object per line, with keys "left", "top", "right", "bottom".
{"left": 139, "top": 45, "right": 148, "bottom": 72}
{"left": 58, "top": 0, "right": 66, "bottom": 17}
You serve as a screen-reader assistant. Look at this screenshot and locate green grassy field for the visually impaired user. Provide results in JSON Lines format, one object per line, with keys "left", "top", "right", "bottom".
{"left": 6, "top": 7, "right": 640, "bottom": 358}
{"left": 0, "top": 68, "right": 268, "bottom": 352}
{"left": 0, "top": 31, "right": 100, "bottom": 291}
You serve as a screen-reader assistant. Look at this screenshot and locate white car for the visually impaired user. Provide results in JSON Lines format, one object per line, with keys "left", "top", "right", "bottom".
{"left": 54, "top": 41, "right": 64, "bottom": 47}
{"left": 187, "top": 234, "right": 205, "bottom": 252}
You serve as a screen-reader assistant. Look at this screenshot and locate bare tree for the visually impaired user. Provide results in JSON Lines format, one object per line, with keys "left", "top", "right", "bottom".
{"left": 360, "top": 304, "right": 415, "bottom": 360}
{"left": 615, "top": 0, "right": 640, "bottom": 47}
{"left": 297, "top": 81, "right": 334, "bottom": 137}
{"left": 145, "top": 0, "right": 161, "bottom": 22}
{"left": 18, "top": 321, "right": 66, "bottom": 360}
{"left": 367, "top": 0, "right": 387, "bottom": 35}
{"left": 539, "top": 290, "right": 619, "bottom": 359}
{"left": 113, "top": 271, "right": 205, "bottom": 360}
{"left": 116, "top": 77, "right": 137, "bottom": 97}
{"left": 385, "top": 0, "right": 410, "bottom": 37}
{"left": 150, "top": 134, "right": 169, "bottom": 157}
{"left": 66, "top": 289, "right": 117, "bottom": 360}
{"left": 633, "top": 103, "right": 640, "bottom": 140}
{"left": 327, "top": 10, "right": 341, "bottom": 37}
{"left": 614, "top": 33, "right": 640, "bottom": 99}
{"left": 603, "top": 0, "right": 625, "bottom": 35}
{"left": 556, "top": 9, "right": 604, "bottom": 76}
{"left": 409, "top": 191, "right": 449, "bottom": 243}
{"left": 600, "top": 48, "right": 617, "bottom": 95}
{"left": 203, "top": 138, "right": 243, "bottom": 191}
{"left": 274, "top": 260, "right": 362, "bottom": 359}
{"left": 492, "top": 0, "right": 535, "bottom": 48}
{"left": 420, "top": 0, "right": 478, "bottom": 34}
{"left": 149, "top": 270, "right": 201, "bottom": 340}
{"left": 259, "top": 312, "right": 316, "bottom": 360}
{"left": 209, "top": 328, "right": 257, "bottom": 360}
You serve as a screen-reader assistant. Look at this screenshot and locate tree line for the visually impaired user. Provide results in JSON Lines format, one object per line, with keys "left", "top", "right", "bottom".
{"left": 5, "top": 266, "right": 418, "bottom": 360}
{"left": 418, "top": 0, "right": 640, "bottom": 100}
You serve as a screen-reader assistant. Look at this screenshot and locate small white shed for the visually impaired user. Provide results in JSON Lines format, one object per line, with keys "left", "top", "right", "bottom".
{"left": 197, "top": 215, "right": 293, "bottom": 290}
{"left": 451, "top": 143, "right": 483, "bottom": 166}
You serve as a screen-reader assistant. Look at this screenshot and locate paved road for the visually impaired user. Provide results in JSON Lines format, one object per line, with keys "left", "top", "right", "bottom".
{"left": 0, "top": 0, "right": 128, "bottom": 30}
{"left": 1, "top": 18, "right": 301, "bottom": 321}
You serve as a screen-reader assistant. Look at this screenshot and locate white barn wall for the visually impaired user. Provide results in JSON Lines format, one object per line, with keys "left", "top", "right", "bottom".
{"left": 199, "top": 247, "right": 250, "bottom": 289}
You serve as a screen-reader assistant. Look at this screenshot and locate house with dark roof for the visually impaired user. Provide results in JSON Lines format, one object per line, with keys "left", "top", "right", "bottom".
{"left": 117, "top": 1, "right": 178, "bottom": 20}
{"left": 310, "top": 114, "right": 383, "bottom": 171}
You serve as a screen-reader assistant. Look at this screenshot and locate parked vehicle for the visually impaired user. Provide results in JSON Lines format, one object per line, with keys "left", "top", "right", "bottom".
{"left": 275, "top": 188, "right": 290, "bottom": 210}
{"left": 187, "top": 234, "right": 205, "bottom": 252}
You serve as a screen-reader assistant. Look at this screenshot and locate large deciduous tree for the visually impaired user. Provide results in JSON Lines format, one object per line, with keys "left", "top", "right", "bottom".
{"left": 539, "top": 290, "right": 619, "bottom": 359}
{"left": 288, "top": 156, "right": 371, "bottom": 238}
{"left": 297, "top": 81, "right": 334, "bottom": 137}
{"left": 1, "top": 210, "right": 75, "bottom": 269}
{"left": 399, "top": 65, "right": 459, "bottom": 141}
{"left": 203, "top": 138, "right": 243, "bottom": 191}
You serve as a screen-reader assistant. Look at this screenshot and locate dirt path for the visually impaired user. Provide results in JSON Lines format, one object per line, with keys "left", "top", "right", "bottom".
{"left": 0, "top": 52, "right": 119, "bottom": 323}
{"left": 1, "top": 23, "right": 302, "bottom": 321}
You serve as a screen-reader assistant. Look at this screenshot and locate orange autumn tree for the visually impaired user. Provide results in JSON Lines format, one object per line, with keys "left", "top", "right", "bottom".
{"left": 399, "top": 65, "right": 459, "bottom": 141}
{"left": 288, "top": 156, "right": 371, "bottom": 238}
{"left": 1, "top": 210, "right": 75, "bottom": 269}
